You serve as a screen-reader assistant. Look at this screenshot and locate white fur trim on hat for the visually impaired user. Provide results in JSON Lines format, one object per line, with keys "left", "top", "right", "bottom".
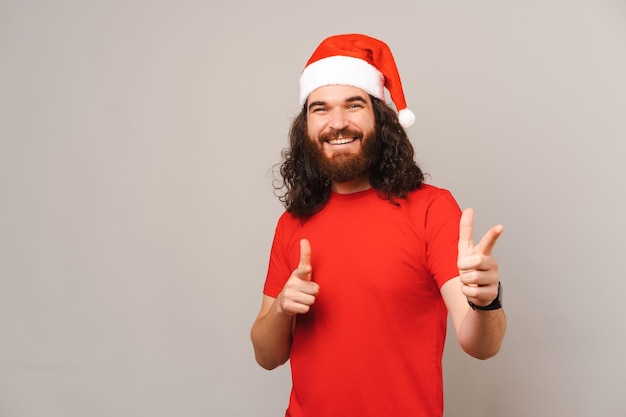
{"left": 299, "top": 56, "right": 385, "bottom": 106}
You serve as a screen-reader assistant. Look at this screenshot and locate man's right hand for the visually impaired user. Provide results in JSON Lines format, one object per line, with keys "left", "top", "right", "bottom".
{"left": 277, "top": 239, "right": 319, "bottom": 315}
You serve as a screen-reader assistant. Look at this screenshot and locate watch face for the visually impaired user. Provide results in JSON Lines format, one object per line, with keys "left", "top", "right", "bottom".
{"left": 490, "top": 282, "right": 503, "bottom": 309}
{"left": 497, "top": 282, "right": 503, "bottom": 307}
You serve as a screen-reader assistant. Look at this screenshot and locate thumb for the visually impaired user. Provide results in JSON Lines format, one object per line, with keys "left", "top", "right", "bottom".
{"left": 296, "top": 239, "right": 312, "bottom": 281}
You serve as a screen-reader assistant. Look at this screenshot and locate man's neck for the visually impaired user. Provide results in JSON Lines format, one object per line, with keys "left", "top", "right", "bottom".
{"left": 331, "top": 176, "right": 371, "bottom": 194}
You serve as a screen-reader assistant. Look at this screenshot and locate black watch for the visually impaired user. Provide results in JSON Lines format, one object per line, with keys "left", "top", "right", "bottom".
{"left": 467, "top": 282, "right": 503, "bottom": 311}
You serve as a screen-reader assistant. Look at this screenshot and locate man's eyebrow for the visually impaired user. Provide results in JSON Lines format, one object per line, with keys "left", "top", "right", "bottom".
{"left": 307, "top": 95, "right": 368, "bottom": 111}
{"left": 345, "top": 95, "right": 368, "bottom": 103}
{"left": 308, "top": 100, "right": 326, "bottom": 110}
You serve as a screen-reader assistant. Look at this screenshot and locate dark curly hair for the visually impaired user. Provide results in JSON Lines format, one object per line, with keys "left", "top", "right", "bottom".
{"left": 275, "top": 96, "right": 425, "bottom": 219}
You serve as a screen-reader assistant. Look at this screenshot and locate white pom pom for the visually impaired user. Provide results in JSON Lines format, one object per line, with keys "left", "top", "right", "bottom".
{"left": 398, "top": 108, "right": 416, "bottom": 128}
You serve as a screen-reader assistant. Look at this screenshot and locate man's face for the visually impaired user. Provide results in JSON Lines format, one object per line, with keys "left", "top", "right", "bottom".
{"left": 305, "top": 85, "right": 378, "bottom": 183}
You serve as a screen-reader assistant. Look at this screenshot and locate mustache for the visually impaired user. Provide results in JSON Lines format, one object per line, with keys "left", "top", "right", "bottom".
{"left": 318, "top": 128, "right": 363, "bottom": 143}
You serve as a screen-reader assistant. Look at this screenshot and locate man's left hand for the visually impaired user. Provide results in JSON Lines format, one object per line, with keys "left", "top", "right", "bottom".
{"left": 457, "top": 208, "right": 504, "bottom": 308}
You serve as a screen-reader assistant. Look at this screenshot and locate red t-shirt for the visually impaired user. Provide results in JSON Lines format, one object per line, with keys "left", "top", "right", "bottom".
{"left": 263, "top": 185, "right": 461, "bottom": 417}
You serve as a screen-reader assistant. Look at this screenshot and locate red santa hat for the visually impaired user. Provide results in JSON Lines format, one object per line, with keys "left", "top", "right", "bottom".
{"left": 299, "top": 34, "right": 416, "bottom": 128}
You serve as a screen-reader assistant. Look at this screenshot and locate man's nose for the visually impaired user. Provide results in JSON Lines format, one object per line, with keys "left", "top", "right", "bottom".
{"left": 328, "top": 109, "right": 348, "bottom": 131}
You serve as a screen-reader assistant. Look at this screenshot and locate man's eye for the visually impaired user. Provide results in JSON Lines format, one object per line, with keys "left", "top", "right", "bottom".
{"left": 348, "top": 103, "right": 363, "bottom": 109}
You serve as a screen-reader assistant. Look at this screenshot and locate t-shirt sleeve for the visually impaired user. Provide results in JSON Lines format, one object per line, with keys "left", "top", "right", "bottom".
{"left": 262, "top": 214, "right": 295, "bottom": 298}
{"left": 424, "top": 190, "right": 462, "bottom": 288}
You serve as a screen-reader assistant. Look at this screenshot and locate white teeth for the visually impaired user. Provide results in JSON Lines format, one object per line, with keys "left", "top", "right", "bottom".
{"left": 328, "top": 138, "right": 354, "bottom": 145}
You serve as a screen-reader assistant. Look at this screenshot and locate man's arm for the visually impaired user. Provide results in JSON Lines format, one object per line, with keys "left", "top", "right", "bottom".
{"left": 250, "top": 295, "right": 296, "bottom": 370}
{"left": 441, "top": 208, "right": 506, "bottom": 360}
{"left": 250, "top": 239, "right": 319, "bottom": 370}
{"left": 441, "top": 277, "right": 506, "bottom": 359}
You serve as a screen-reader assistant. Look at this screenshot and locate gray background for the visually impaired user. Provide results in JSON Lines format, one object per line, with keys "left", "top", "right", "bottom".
{"left": 1, "top": 0, "right": 625, "bottom": 416}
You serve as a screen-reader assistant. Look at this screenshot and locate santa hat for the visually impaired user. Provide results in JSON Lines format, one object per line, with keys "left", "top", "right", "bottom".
{"left": 299, "top": 34, "right": 416, "bottom": 128}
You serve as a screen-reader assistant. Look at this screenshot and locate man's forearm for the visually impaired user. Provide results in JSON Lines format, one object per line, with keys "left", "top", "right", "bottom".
{"left": 251, "top": 298, "right": 295, "bottom": 370}
{"left": 457, "top": 308, "right": 506, "bottom": 360}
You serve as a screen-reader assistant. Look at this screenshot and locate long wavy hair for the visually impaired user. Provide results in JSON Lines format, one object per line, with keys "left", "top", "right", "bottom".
{"left": 275, "top": 96, "right": 425, "bottom": 219}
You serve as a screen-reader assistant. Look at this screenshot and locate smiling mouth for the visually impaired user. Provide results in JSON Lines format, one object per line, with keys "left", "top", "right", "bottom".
{"left": 327, "top": 137, "right": 358, "bottom": 145}
{"left": 320, "top": 128, "right": 363, "bottom": 146}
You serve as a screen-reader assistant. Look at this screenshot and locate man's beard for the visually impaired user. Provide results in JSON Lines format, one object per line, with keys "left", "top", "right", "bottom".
{"left": 304, "top": 128, "right": 381, "bottom": 184}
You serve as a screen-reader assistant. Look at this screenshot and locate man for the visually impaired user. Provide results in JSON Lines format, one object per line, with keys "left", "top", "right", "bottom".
{"left": 251, "top": 34, "right": 506, "bottom": 417}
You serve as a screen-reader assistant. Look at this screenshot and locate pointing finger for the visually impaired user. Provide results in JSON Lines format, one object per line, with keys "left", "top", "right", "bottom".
{"left": 297, "top": 239, "right": 312, "bottom": 281}
{"left": 458, "top": 208, "right": 475, "bottom": 255}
